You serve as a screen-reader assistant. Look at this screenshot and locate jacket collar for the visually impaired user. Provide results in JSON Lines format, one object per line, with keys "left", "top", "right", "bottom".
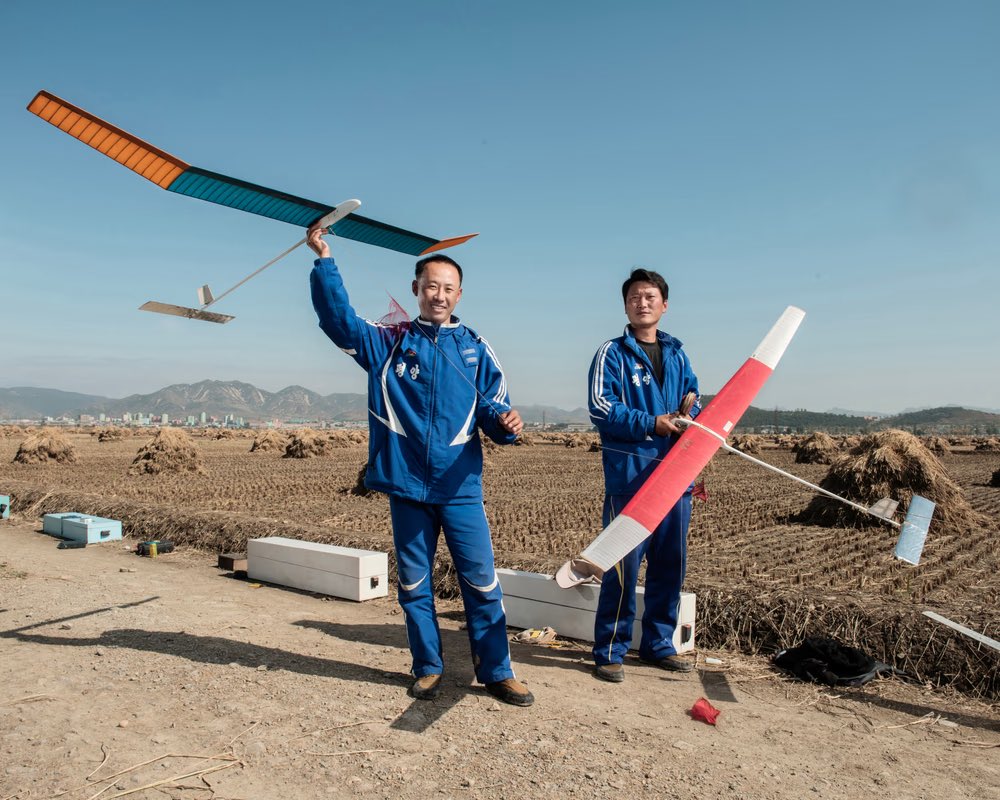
{"left": 622, "top": 325, "right": 681, "bottom": 353}
{"left": 415, "top": 316, "right": 461, "bottom": 333}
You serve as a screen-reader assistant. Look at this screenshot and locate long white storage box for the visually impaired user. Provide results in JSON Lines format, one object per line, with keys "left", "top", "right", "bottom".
{"left": 497, "top": 568, "right": 696, "bottom": 654}
{"left": 43, "top": 512, "right": 88, "bottom": 537}
{"left": 61, "top": 516, "right": 123, "bottom": 544}
{"left": 247, "top": 536, "right": 388, "bottom": 602}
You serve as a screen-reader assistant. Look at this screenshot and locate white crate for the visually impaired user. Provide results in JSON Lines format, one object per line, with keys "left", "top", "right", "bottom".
{"left": 247, "top": 536, "right": 388, "bottom": 602}
{"left": 498, "top": 568, "right": 695, "bottom": 654}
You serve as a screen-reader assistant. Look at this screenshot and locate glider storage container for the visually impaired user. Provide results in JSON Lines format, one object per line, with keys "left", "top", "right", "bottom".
{"left": 60, "top": 516, "right": 123, "bottom": 545}
{"left": 42, "top": 512, "right": 88, "bottom": 536}
{"left": 247, "top": 536, "right": 388, "bottom": 602}
{"left": 498, "top": 568, "right": 696, "bottom": 653}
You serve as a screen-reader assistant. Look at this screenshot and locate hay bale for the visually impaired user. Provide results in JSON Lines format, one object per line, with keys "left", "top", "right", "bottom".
{"left": 731, "top": 434, "right": 762, "bottom": 455}
{"left": 481, "top": 436, "right": 501, "bottom": 453}
{"left": 974, "top": 438, "right": 1000, "bottom": 452}
{"left": 96, "top": 427, "right": 129, "bottom": 443}
{"left": 283, "top": 429, "right": 335, "bottom": 458}
{"left": 130, "top": 428, "right": 206, "bottom": 475}
{"left": 588, "top": 440, "right": 602, "bottom": 452}
{"left": 794, "top": 432, "right": 838, "bottom": 464}
{"left": 924, "top": 436, "right": 950, "bottom": 455}
{"left": 346, "top": 429, "right": 367, "bottom": 445}
{"left": 13, "top": 428, "right": 77, "bottom": 464}
{"left": 798, "top": 429, "right": 988, "bottom": 535}
{"left": 564, "top": 434, "right": 587, "bottom": 448}
{"left": 249, "top": 430, "right": 288, "bottom": 453}
{"left": 512, "top": 432, "right": 535, "bottom": 447}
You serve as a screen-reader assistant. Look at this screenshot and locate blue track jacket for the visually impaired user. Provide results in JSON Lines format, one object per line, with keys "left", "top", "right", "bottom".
{"left": 311, "top": 257, "right": 516, "bottom": 503}
{"left": 589, "top": 327, "right": 700, "bottom": 495}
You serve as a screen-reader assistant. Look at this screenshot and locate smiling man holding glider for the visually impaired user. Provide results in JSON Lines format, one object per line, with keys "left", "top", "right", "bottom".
{"left": 588, "top": 268, "right": 700, "bottom": 682}
{"left": 306, "top": 223, "right": 534, "bottom": 707}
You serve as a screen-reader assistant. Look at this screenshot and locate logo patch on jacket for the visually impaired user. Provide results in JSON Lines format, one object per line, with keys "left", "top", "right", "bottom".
{"left": 405, "top": 349, "right": 417, "bottom": 357}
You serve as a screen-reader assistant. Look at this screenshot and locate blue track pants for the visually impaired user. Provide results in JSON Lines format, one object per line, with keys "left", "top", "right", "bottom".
{"left": 389, "top": 496, "right": 514, "bottom": 685}
{"left": 593, "top": 493, "right": 692, "bottom": 666}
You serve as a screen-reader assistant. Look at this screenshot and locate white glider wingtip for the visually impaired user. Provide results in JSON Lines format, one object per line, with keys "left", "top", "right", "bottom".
{"left": 751, "top": 306, "right": 805, "bottom": 369}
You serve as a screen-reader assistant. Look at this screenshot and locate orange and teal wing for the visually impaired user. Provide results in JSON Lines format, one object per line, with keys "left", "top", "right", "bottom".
{"left": 27, "top": 91, "right": 476, "bottom": 257}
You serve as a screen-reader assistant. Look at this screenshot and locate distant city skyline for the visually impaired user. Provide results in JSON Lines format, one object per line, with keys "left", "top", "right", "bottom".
{"left": 2, "top": 2, "right": 998, "bottom": 411}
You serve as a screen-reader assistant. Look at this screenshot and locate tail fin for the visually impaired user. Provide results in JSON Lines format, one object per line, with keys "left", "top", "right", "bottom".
{"left": 198, "top": 284, "right": 214, "bottom": 307}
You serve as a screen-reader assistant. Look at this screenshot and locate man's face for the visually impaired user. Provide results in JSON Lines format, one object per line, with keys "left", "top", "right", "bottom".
{"left": 412, "top": 260, "right": 463, "bottom": 324}
{"left": 624, "top": 281, "right": 667, "bottom": 328}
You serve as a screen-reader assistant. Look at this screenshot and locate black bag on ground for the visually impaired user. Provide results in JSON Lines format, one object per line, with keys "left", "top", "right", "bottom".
{"left": 774, "top": 636, "right": 887, "bottom": 687}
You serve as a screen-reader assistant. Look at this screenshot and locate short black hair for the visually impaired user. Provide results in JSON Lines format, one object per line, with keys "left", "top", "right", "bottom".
{"left": 621, "top": 268, "right": 668, "bottom": 303}
{"left": 415, "top": 254, "right": 463, "bottom": 285}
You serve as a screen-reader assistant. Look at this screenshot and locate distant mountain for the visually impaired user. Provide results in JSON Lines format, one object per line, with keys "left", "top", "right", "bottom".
{"left": 2, "top": 382, "right": 998, "bottom": 432}
{"left": 0, "top": 387, "right": 112, "bottom": 419}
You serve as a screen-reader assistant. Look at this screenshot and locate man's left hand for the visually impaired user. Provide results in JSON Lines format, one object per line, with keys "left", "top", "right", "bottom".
{"left": 499, "top": 410, "right": 523, "bottom": 436}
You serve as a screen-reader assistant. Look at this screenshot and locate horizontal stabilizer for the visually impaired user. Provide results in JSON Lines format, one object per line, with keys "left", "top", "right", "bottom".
{"left": 893, "top": 495, "right": 935, "bottom": 565}
{"left": 867, "top": 497, "right": 899, "bottom": 521}
{"left": 197, "top": 284, "right": 214, "bottom": 306}
{"left": 140, "top": 301, "right": 233, "bottom": 324}
{"left": 554, "top": 557, "right": 605, "bottom": 589}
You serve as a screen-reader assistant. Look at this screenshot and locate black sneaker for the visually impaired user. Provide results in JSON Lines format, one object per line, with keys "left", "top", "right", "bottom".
{"left": 641, "top": 655, "right": 694, "bottom": 673}
{"left": 409, "top": 673, "right": 442, "bottom": 700}
{"left": 485, "top": 678, "right": 535, "bottom": 707}
{"left": 595, "top": 663, "right": 625, "bottom": 683}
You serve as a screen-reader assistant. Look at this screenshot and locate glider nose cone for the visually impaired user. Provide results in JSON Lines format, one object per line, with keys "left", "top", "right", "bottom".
{"left": 554, "top": 557, "right": 605, "bottom": 589}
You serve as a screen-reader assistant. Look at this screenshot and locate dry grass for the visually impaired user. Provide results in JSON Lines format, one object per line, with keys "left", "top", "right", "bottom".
{"left": 794, "top": 432, "right": 838, "bottom": 464}
{"left": 798, "top": 429, "right": 988, "bottom": 536}
{"left": 12, "top": 428, "right": 77, "bottom": 465}
{"left": 249, "top": 429, "right": 288, "bottom": 453}
{"left": 130, "top": 428, "right": 206, "bottom": 476}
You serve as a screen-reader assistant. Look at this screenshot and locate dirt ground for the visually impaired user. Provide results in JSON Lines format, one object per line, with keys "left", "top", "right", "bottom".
{"left": 2, "top": 519, "right": 998, "bottom": 800}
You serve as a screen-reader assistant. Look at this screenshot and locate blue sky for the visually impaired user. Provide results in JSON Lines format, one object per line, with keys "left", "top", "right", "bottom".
{"left": 2, "top": 1, "right": 998, "bottom": 413}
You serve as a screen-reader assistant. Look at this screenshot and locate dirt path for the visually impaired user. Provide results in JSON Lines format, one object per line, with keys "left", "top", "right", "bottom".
{"left": 2, "top": 519, "right": 998, "bottom": 800}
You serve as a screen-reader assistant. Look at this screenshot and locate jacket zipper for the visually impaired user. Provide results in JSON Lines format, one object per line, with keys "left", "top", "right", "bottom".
{"left": 422, "top": 331, "right": 439, "bottom": 502}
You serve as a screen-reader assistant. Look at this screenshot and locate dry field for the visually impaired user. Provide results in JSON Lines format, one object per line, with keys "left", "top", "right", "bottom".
{"left": 2, "top": 431, "right": 998, "bottom": 698}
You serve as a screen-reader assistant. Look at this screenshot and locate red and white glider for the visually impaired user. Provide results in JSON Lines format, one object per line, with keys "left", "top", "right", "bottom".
{"left": 555, "top": 306, "right": 806, "bottom": 588}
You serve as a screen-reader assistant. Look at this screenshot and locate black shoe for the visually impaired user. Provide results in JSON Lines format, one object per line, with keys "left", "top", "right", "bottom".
{"left": 409, "top": 673, "right": 442, "bottom": 700}
{"left": 595, "top": 663, "right": 625, "bottom": 683}
{"left": 485, "top": 678, "right": 535, "bottom": 707}
{"left": 642, "top": 655, "right": 694, "bottom": 673}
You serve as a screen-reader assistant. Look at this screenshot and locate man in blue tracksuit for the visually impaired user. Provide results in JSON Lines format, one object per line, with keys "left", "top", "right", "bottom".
{"left": 588, "top": 268, "right": 700, "bottom": 682}
{"left": 306, "top": 223, "right": 534, "bottom": 707}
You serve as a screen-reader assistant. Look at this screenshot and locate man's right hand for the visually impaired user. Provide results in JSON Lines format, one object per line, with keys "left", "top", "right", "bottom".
{"left": 306, "top": 221, "right": 331, "bottom": 258}
{"left": 654, "top": 414, "right": 683, "bottom": 436}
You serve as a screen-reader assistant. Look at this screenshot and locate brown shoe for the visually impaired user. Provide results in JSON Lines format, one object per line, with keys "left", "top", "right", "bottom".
{"left": 641, "top": 655, "right": 694, "bottom": 673}
{"left": 409, "top": 673, "right": 442, "bottom": 700}
{"left": 485, "top": 678, "right": 535, "bottom": 707}
{"left": 595, "top": 663, "right": 625, "bottom": 683}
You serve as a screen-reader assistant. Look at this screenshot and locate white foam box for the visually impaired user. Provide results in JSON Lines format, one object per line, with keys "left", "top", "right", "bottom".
{"left": 42, "top": 512, "right": 87, "bottom": 536}
{"left": 247, "top": 536, "right": 388, "bottom": 602}
{"left": 61, "top": 516, "right": 123, "bottom": 544}
{"left": 497, "top": 568, "right": 696, "bottom": 654}
{"left": 0, "top": 494, "right": 9, "bottom": 519}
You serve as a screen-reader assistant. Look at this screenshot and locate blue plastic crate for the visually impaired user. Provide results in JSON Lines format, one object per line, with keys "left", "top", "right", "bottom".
{"left": 61, "top": 516, "right": 122, "bottom": 544}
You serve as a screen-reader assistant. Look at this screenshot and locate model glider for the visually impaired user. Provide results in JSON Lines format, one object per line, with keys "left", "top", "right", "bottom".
{"left": 26, "top": 90, "right": 477, "bottom": 322}
{"left": 556, "top": 305, "right": 936, "bottom": 588}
